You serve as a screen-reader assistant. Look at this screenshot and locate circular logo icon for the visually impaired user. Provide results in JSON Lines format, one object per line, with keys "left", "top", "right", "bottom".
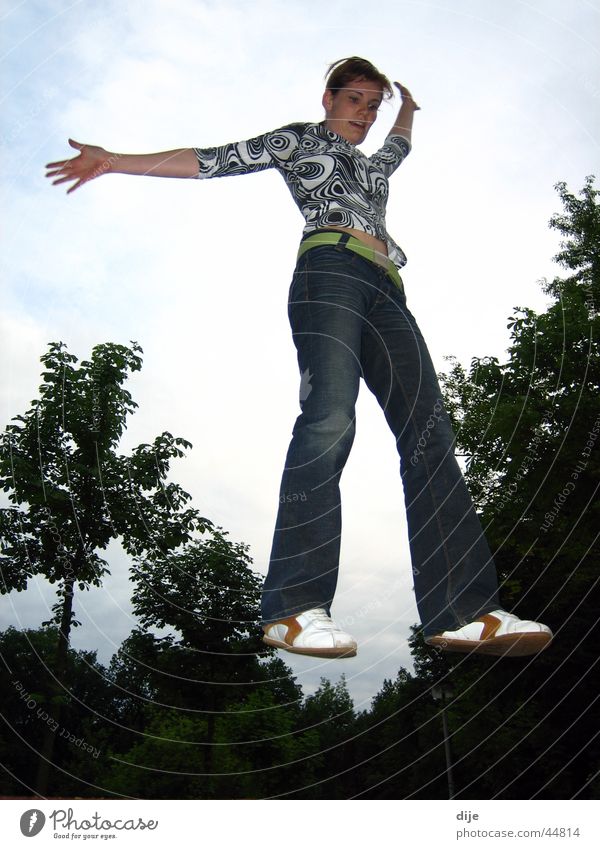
{"left": 20, "top": 809, "right": 46, "bottom": 837}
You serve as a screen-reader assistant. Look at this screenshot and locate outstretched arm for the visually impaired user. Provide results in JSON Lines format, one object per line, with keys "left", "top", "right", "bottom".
{"left": 389, "top": 82, "right": 420, "bottom": 144}
{"left": 45, "top": 139, "right": 199, "bottom": 194}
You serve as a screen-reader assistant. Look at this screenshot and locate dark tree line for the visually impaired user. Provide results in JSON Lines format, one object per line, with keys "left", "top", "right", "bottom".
{"left": 1, "top": 176, "right": 598, "bottom": 799}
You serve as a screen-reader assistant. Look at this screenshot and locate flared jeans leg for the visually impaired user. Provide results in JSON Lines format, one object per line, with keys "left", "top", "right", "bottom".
{"left": 261, "top": 246, "right": 365, "bottom": 622}
{"left": 357, "top": 270, "right": 501, "bottom": 637}
{"left": 261, "top": 246, "right": 501, "bottom": 636}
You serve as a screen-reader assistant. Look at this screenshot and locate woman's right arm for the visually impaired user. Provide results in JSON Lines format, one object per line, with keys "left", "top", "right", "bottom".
{"left": 46, "top": 138, "right": 199, "bottom": 194}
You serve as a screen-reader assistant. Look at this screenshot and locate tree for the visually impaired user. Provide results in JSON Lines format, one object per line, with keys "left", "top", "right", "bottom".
{"left": 433, "top": 175, "right": 600, "bottom": 797}
{"left": 0, "top": 626, "right": 113, "bottom": 798}
{"left": 441, "top": 177, "right": 599, "bottom": 550}
{"left": 0, "top": 340, "right": 212, "bottom": 794}
{"left": 127, "top": 531, "right": 287, "bottom": 778}
{"left": 130, "top": 531, "right": 263, "bottom": 655}
{"left": 291, "top": 675, "right": 356, "bottom": 798}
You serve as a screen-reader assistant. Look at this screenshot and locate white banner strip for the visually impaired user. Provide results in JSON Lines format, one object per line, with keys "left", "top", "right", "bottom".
{"left": 0, "top": 799, "right": 598, "bottom": 846}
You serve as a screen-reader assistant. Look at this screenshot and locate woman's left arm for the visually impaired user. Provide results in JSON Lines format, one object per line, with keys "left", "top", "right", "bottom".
{"left": 389, "top": 82, "right": 420, "bottom": 144}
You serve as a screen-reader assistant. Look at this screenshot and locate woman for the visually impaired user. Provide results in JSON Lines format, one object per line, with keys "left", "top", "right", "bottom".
{"left": 46, "top": 56, "right": 552, "bottom": 659}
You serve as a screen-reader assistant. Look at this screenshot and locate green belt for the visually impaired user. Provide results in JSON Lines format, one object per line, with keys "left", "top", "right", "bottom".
{"left": 297, "top": 231, "right": 404, "bottom": 293}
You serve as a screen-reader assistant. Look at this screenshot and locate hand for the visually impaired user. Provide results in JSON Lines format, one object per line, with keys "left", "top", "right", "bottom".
{"left": 394, "top": 82, "right": 421, "bottom": 111}
{"left": 45, "top": 138, "right": 116, "bottom": 194}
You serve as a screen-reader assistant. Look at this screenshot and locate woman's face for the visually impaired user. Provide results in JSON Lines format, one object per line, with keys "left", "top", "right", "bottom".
{"left": 322, "top": 76, "right": 384, "bottom": 144}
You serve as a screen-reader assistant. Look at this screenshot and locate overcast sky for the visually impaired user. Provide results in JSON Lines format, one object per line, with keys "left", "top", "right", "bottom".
{"left": 1, "top": 0, "right": 599, "bottom": 708}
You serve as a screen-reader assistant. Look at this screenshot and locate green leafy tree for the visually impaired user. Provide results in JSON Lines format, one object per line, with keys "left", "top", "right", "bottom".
{"left": 0, "top": 341, "right": 212, "bottom": 793}
{"left": 0, "top": 626, "right": 113, "bottom": 797}
{"left": 130, "top": 532, "right": 263, "bottom": 654}
{"left": 99, "top": 687, "right": 314, "bottom": 800}
{"left": 107, "top": 629, "right": 165, "bottom": 735}
{"left": 351, "top": 661, "right": 452, "bottom": 800}
{"left": 291, "top": 675, "right": 356, "bottom": 798}
{"left": 432, "top": 175, "right": 600, "bottom": 798}
{"left": 215, "top": 688, "right": 318, "bottom": 799}
{"left": 441, "top": 177, "right": 599, "bottom": 592}
{"left": 127, "top": 531, "right": 284, "bottom": 778}
{"left": 99, "top": 706, "right": 212, "bottom": 799}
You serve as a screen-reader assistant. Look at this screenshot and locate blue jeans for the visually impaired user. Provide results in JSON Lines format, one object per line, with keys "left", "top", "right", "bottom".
{"left": 261, "top": 240, "right": 501, "bottom": 637}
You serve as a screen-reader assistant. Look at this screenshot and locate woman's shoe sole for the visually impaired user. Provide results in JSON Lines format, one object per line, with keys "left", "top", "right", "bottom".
{"left": 262, "top": 634, "right": 357, "bottom": 658}
{"left": 425, "top": 631, "right": 552, "bottom": 657}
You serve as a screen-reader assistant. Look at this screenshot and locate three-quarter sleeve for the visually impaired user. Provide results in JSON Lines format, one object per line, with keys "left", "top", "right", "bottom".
{"left": 368, "top": 133, "right": 411, "bottom": 178}
{"left": 193, "top": 124, "right": 305, "bottom": 179}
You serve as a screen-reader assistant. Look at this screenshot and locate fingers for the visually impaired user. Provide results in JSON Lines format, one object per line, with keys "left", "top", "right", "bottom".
{"left": 45, "top": 161, "right": 84, "bottom": 191}
{"left": 393, "top": 81, "right": 421, "bottom": 109}
{"left": 45, "top": 139, "right": 88, "bottom": 192}
{"left": 46, "top": 166, "right": 74, "bottom": 183}
{"left": 46, "top": 170, "right": 64, "bottom": 180}
{"left": 66, "top": 178, "right": 85, "bottom": 194}
{"left": 49, "top": 174, "right": 75, "bottom": 186}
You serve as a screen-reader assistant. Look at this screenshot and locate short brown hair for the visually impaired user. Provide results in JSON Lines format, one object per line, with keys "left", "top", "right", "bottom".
{"left": 324, "top": 56, "right": 393, "bottom": 101}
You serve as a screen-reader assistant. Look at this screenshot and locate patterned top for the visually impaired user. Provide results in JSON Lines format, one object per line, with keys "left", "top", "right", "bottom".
{"left": 192, "top": 121, "right": 411, "bottom": 269}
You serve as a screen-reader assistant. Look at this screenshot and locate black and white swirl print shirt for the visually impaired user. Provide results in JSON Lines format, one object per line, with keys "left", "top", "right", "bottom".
{"left": 193, "top": 121, "right": 411, "bottom": 269}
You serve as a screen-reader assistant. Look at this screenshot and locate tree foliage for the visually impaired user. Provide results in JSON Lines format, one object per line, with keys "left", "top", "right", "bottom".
{"left": 0, "top": 340, "right": 212, "bottom": 792}
{"left": 434, "top": 175, "right": 600, "bottom": 798}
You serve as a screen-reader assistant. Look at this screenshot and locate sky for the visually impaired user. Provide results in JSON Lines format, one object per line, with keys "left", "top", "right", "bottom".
{"left": 1, "top": 0, "right": 599, "bottom": 710}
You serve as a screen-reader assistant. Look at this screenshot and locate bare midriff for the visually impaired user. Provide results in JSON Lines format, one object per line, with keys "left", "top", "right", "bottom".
{"left": 320, "top": 225, "right": 389, "bottom": 262}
